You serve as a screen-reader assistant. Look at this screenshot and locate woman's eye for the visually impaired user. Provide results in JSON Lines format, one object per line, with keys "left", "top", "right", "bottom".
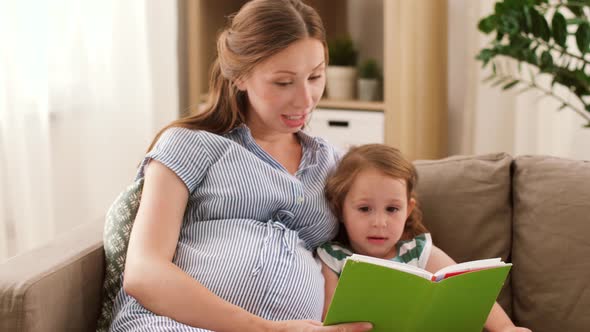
{"left": 358, "top": 206, "right": 370, "bottom": 212}
{"left": 275, "top": 82, "right": 292, "bottom": 87}
{"left": 386, "top": 206, "right": 399, "bottom": 213}
{"left": 308, "top": 75, "right": 322, "bottom": 81}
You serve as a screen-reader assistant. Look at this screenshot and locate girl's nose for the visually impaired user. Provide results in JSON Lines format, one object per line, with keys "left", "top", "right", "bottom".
{"left": 371, "top": 213, "right": 387, "bottom": 227}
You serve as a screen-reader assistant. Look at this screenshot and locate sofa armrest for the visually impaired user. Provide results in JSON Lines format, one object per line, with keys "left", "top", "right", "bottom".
{"left": 0, "top": 220, "right": 105, "bottom": 332}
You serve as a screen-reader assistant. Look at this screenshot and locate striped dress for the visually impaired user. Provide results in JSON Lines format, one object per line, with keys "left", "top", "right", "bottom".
{"left": 109, "top": 125, "right": 340, "bottom": 331}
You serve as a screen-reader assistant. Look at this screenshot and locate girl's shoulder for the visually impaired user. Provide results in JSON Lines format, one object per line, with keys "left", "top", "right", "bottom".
{"left": 397, "top": 233, "right": 432, "bottom": 247}
{"left": 395, "top": 233, "right": 433, "bottom": 269}
{"left": 316, "top": 242, "right": 353, "bottom": 275}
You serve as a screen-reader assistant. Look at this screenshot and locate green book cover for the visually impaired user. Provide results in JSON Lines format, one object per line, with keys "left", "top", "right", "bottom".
{"left": 323, "top": 254, "right": 511, "bottom": 332}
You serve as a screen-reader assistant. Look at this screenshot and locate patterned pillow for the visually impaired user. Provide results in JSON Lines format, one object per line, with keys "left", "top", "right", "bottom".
{"left": 96, "top": 178, "right": 144, "bottom": 332}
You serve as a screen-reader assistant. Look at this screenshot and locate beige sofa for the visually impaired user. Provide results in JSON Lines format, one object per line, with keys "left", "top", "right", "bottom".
{"left": 1, "top": 153, "right": 589, "bottom": 331}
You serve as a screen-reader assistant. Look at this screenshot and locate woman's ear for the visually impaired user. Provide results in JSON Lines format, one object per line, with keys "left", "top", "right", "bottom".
{"left": 234, "top": 77, "right": 246, "bottom": 91}
{"left": 407, "top": 197, "right": 416, "bottom": 218}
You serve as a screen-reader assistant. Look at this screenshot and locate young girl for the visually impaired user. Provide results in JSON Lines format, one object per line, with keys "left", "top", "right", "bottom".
{"left": 318, "top": 144, "right": 531, "bottom": 332}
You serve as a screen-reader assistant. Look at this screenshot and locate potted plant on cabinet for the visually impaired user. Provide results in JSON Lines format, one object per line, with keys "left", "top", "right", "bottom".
{"left": 326, "top": 36, "right": 358, "bottom": 100}
{"left": 357, "top": 58, "right": 381, "bottom": 101}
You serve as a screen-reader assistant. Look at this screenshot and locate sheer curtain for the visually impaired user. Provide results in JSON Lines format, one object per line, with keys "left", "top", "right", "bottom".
{"left": 448, "top": 0, "right": 590, "bottom": 159}
{"left": 0, "top": 0, "right": 179, "bottom": 261}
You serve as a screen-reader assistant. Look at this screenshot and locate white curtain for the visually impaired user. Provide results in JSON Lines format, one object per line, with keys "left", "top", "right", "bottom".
{"left": 448, "top": 0, "right": 590, "bottom": 159}
{"left": 0, "top": 0, "right": 179, "bottom": 261}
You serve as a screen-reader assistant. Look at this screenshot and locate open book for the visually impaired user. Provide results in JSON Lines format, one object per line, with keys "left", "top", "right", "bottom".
{"left": 323, "top": 254, "right": 512, "bottom": 332}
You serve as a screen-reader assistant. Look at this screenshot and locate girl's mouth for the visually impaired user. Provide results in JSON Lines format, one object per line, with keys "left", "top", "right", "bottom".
{"left": 367, "top": 236, "right": 388, "bottom": 244}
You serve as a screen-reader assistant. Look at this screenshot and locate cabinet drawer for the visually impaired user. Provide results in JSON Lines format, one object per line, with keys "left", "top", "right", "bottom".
{"left": 306, "top": 108, "right": 384, "bottom": 151}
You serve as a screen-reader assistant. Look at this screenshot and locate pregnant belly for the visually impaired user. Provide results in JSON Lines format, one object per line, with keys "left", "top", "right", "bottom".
{"left": 173, "top": 218, "right": 325, "bottom": 321}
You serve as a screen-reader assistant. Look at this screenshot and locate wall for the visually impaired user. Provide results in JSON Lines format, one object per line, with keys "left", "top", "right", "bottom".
{"left": 348, "top": 0, "right": 384, "bottom": 67}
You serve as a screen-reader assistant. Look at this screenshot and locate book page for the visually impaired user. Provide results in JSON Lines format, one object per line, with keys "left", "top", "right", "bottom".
{"left": 348, "top": 254, "right": 433, "bottom": 280}
{"left": 433, "top": 258, "right": 511, "bottom": 281}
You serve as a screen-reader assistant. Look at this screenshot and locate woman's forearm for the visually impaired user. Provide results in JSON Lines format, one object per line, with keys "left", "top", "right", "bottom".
{"left": 123, "top": 258, "right": 270, "bottom": 332}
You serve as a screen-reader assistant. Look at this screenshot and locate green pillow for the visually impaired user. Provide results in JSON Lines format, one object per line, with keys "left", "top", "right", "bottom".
{"left": 96, "top": 178, "right": 144, "bottom": 332}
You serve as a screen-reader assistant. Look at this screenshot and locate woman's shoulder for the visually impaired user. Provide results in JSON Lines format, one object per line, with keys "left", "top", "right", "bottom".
{"left": 159, "top": 126, "right": 223, "bottom": 142}
{"left": 155, "top": 127, "right": 237, "bottom": 152}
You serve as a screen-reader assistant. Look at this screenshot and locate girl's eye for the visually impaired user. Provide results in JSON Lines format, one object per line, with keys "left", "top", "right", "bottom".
{"left": 275, "top": 81, "right": 292, "bottom": 87}
{"left": 308, "top": 75, "right": 322, "bottom": 81}
{"left": 358, "top": 206, "right": 370, "bottom": 212}
{"left": 386, "top": 206, "right": 399, "bottom": 213}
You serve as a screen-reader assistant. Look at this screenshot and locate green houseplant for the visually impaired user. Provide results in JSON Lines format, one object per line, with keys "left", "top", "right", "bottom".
{"left": 328, "top": 37, "right": 358, "bottom": 66}
{"left": 476, "top": 0, "right": 590, "bottom": 126}
{"left": 359, "top": 58, "right": 381, "bottom": 79}
{"left": 357, "top": 58, "right": 382, "bottom": 101}
{"left": 326, "top": 36, "right": 358, "bottom": 100}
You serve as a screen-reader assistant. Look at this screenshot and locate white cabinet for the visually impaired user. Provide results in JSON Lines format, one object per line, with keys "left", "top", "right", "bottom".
{"left": 306, "top": 109, "right": 384, "bottom": 151}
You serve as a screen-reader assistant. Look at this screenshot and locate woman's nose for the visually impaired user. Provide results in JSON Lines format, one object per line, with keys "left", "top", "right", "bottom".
{"left": 294, "top": 82, "right": 314, "bottom": 109}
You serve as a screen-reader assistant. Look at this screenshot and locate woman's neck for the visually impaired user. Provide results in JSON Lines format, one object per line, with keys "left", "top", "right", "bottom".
{"left": 246, "top": 123, "right": 302, "bottom": 175}
{"left": 246, "top": 119, "right": 299, "bottom": 148}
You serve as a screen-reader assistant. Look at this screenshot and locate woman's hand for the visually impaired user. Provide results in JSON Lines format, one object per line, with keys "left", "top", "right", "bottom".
{"left": 500, "top": 328, "right": 531, "bottom": 332}
{"left": 267, "top": 320, "right": 372, "bottom": 332}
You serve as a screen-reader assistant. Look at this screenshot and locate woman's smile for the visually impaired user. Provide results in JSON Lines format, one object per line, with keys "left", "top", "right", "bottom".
{"left": 281, "top": 113, "right": 308, "bottom": 128}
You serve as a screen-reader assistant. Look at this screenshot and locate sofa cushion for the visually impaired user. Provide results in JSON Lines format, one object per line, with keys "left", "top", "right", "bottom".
{"left": 96, "top": 178, "right": 144, "bottom": 332}
{"left": 512, "top": 156, "right": 590, "bottom": 332}
{"left": 414, "top": 153, "right": 513, "bottom": 315}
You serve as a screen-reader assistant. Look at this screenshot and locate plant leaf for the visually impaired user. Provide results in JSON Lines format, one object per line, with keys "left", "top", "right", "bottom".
{"left": 478, "top": 15, "right": 497, "bottom": 34}
{"left": 476, "top": 49, "right": 497, "bottom": 67}
{"left": 523, "top": 6, "right": 533, "bottom": 33}
{"left": 499, "top": 14, "right": 521, "bottom": 36}
{"left": 492, "top": 77, "right": 510, "bottom": 87}
{"left": 541, "top": 50, "right": 554, "bottom": 70}
{"left": 482, "top": 74, "right": 497, "bottom": 83}
{"left": 576, "top": 22, "right": 590, "bottom": 55}
{"left": 503, "top": 80, "right": 520, "bottom": 90}
{"left": 531, "top": 8, "right": 551, "bottom": 42}
{"left": 566, "top": 1, "right": 585, "bottom": 17}
{"left": 552, "top": 12, "right": 568, "bottom": 47}
{"left": 566, "top": 18, "right": 589, "bottom": 25}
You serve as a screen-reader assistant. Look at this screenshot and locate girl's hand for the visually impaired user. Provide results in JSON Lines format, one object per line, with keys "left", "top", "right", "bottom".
{"left": 268, "top": 320, "right": 373, "bottom": 332}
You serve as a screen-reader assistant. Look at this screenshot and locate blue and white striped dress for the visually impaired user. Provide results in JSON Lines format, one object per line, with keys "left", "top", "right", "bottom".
{"left": 109, "top": 125, "right": 340, "bottom": 331}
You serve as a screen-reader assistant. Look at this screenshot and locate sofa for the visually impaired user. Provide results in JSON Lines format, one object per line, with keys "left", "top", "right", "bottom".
{"left": 1, "top": 153, "right": 589, "bottom": 331}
